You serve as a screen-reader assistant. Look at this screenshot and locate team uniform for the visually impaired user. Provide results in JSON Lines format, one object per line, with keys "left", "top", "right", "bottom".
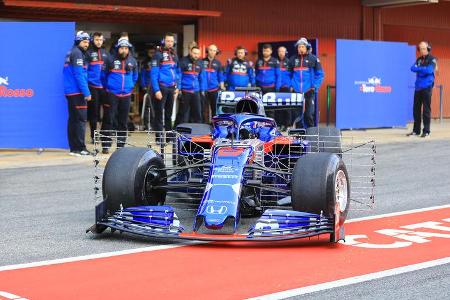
{"left": 140, "top": 56, "right": 153, "bottom": 130}
{"left": 86, "top": 46, "right": 108, "bottom": 141}
{"left": 150, "top": 48, "right": 180, "bottom": 132}
{"left": 202, "top": 57, "right": 225, "bottom": 120}
{"left": 410, "top": 54, "right": 437, "bottom": 136}
{"left": 255, "top": 56, "right": 281, "bottom": 119}
{"left": 278, "top": 56, "right": 293, "bottom": 127}
{"left": 288, "top": 52, "right": 324, "bottom": 128}
{"left": 225, "top": 58, "right": 255, "bottom": 90}
{"left": 101, "top": 52, "right": 138, "bottom": 149}
{"left": 63, "top": 45, "right": 90, "bottom": 153}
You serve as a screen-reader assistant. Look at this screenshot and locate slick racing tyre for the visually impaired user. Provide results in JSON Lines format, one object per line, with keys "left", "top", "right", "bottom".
{"left": 305, "top": 127, "right": 342, "bottom": 154}
{"left": 291, "top": 152, "right": 350, "bottom": 228}
{"left": 102, "top": 147, "right": 167, "bottom": 213}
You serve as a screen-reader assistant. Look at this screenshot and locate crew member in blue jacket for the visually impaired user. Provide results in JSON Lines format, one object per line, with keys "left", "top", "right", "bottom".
{"left": 175, "top": 46, "right": 205, "bottom": 125}
{"left": 255, "top": 44, "right": 281, "bottom": 93}
{"left": 63, "top": 31, "right": 91, "bottom": 156}
{"left": 225, "top": 46, "right": 255, "bottom": 91}
{"left": 86, "top": 32, "right": 108, "bottom": 143}
{"left": 140, "top": 44, "right": 156, "bottom": 130}
{"left": 140, "top": 45, "right": 156, "bottom": 92}
{"left": 277, "top": 46, "right": 292, "bottom": 129}
{"left": 255, "top": 43, "right": 281, "bottom": 121}
{"left": 408, "top": 41, "right": 437, "bottom": 138}
{"left": 202, "top": 44, "right": 225, "bottom": 120}
{"left": 288, "top": 38, "right": 324, "bottom": 128}
{"left": 151, "top": 33, "right": 180, "bottom": 133}
{"left": 101, "top": 38, "right": 138, "bottom": 153}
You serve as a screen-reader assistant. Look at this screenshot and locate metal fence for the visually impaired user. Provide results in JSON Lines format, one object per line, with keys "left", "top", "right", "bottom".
{"left": 93, "top": 130, "right": 376, "bottom": 211}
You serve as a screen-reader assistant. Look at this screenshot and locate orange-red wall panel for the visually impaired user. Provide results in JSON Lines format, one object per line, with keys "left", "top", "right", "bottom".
{"left": 197, "top": 0, "right": 362, "bottom": 123}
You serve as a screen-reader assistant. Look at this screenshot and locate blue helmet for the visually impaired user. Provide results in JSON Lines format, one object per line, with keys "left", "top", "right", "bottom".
{"left": 235, "top": 95, "right": 265, "bottom": 116}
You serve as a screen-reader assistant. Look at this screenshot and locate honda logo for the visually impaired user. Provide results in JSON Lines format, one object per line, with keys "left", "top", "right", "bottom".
{"left": 206, "top": 205, "right": 228, "bottom": 215}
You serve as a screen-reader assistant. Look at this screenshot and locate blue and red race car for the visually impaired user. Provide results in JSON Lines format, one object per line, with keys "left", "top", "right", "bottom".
{"left": 89, "top": 88, "right": 374, "bottom": 243}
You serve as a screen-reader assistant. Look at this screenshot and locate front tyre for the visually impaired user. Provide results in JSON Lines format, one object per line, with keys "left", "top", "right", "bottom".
{"left": 102, "top": 147, "right": 167, "bottom": 214}
{"left": 291, "top": 153, "right": 350, "bottom": 233}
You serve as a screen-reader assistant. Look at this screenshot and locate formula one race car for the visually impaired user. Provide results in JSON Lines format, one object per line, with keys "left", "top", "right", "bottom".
{"left": 88, "top": 88, "right": 375, "bottom": 242}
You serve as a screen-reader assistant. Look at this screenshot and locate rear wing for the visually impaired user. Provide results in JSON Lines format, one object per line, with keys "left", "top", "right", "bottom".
{"left": 217, "top": 91, "right": 304, "bottom": 115}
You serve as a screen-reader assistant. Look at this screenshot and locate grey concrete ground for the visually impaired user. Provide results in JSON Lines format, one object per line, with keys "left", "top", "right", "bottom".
{"left": 0, "top": 137, "right": 449, "bottom": 299}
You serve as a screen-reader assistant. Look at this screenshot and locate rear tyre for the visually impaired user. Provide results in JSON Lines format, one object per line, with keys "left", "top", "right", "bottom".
{"left": 102, "top": 147, "right": 167, "bottom": 213}
{"left": 291, "top": 152, "right": 350, "bottom": 227}
{"left": 305, "top": 127, "right": 342, "bottom": 154}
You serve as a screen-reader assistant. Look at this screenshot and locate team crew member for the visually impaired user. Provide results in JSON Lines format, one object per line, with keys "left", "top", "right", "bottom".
{"left": 255, "top": 44, "right": 281, "bottom": 120}
{"left": 202, "top": 44, "right": 225, "bottom": 120}
{"left": 86, "top": 32, "right": 108, "bottom": 143}
{"left": 288, "top": 38, "right": 324, "bottom": 128}
{"left": 140, "top": 45, "right": 156, "bottom": 129}
{"left": 277, "top": 46, "right": 293, "bottom": 129}
{"left": 225, "top": 46, "right": 255, "bottom": 91}
{"left": 101, "top": 39, "right": 138, "bottom": 153}
{"left": 408, "top": 41, "right": 437, "bottom": 138}
{"left": 151, "top": 33, "right": 180, "bottom": 133}
{"left": 140, "top": 45, "right": 156, "bottom": 91}
{"left": 63, "top": 31, "right": 91, "bottom": 156}
{"left": 176, "top": 46, "right": 205, "bottom": 124}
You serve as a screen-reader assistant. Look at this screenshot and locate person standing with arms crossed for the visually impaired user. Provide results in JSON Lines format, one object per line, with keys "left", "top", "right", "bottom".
{"left": 225, "top": 46, "right": 255, "bottom": 91}
{"left": 150, "top": 33, "right": 180, "bottom": 136}
{"left": 86, "top": 32, "right": 108, "bottom": 143}
{"left": 202, "top": 44, "right": 225, "bottom": 121}
{"left": 101, "top": 38, "right": 138, "bottom": 153}
{"left": 408, "top": 41, "right": 437, "bottom": 138}
{"left": 277, "top": 46, "right": 293, "bottom": 129}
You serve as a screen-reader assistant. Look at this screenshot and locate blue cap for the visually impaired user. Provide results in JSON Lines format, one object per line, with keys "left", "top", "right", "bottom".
{"left": 75, "top": 31, "right": 90, "bottom": 42}
{"left": 116, "top": 38, "right": 133, "bottom": 48}
{"left": 295, "top": 37, "right": 309, "bottom": 48}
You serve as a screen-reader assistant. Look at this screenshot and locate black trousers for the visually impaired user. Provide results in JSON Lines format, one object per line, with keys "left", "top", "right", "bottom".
{"left": 206, "top": 90, "right": 219, "bottom": 120}
{"left": 101, "top": 93, "right": 131, "bottom": 149}
{"left": 413, "top": 87, "right": 432, "bottom": 134}
{"left": 176, "top": 91, "right": 202, "bottom": 124}
{"left": 88, "top": 87, "right": 105, "bottom": 140}
{"left": 66, "top": 94, "right": 87, "bottom": 152}
{"left": 260, "top": 87, "right": 275, "bottom": 119}
{"left": 294, "top": 89, "right": 315, "bottom": 128}
{"left": 142, "top": 90, "right": 154, "bottom": 130}
{"left": 153, "top": 86, "right": 175, "bottom": 131}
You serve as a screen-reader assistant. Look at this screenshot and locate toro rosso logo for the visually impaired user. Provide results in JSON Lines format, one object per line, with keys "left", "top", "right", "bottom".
{"left": 354, "top": 76, "right": 392, "bottom": 94}
{"left": 0, "top": 76, "right": 34, "bottom": 98}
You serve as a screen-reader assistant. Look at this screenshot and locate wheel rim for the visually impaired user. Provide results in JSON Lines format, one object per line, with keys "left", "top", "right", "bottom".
{"left": 335, "top": 169, "right": 348, "bottom": 212}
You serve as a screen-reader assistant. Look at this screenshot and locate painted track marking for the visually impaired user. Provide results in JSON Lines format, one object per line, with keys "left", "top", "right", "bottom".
{"left": 0, "top": 204, "right": 449, "bottom": 299}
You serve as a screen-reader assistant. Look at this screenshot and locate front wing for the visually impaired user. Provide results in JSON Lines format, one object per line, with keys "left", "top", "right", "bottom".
{"left": 88, "top": 202, "right": 340, "bottom": 242}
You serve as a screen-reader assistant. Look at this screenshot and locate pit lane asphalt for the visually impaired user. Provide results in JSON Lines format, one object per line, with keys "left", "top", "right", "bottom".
{"left": 1, "top": 139, "right": 449, "bottom": 299}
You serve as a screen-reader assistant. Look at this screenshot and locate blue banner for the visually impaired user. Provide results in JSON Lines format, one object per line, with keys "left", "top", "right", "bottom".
{"left": 0, "top": 22, "right": 75, "bottom": 149}
{"left": 336, "top": 40, "right": 415, "bottom": 129}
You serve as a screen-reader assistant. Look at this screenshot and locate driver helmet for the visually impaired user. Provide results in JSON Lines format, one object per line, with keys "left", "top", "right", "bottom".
{"left": 235, "top": 95, "right": 264, "bottom": 115}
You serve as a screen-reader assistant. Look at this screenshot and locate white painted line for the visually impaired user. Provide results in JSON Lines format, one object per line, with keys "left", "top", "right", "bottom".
{"left": 0, "top": 290, "right": 28, "bottom": 300}
{"left": 0, "top": 244, "right": 182, "bottom": 272}
{"left": 249, "top": 257, "right": 450, "bottom": 300}
{"left": 0, "top": 203, "right": 449, "bottom": 273}
{"left": 347, "top": 204, "right": 450, "bottom": 223}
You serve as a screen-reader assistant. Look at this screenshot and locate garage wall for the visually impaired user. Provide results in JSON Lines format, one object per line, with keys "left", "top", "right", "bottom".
{"left": 382, "top": 2, "right": 450, "bottom": 118}
{"left": 39, "top": 0, "right": 199, "bottom": 9}
{"left": 197, "top": 0, "right": 362, "bottom": 123}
